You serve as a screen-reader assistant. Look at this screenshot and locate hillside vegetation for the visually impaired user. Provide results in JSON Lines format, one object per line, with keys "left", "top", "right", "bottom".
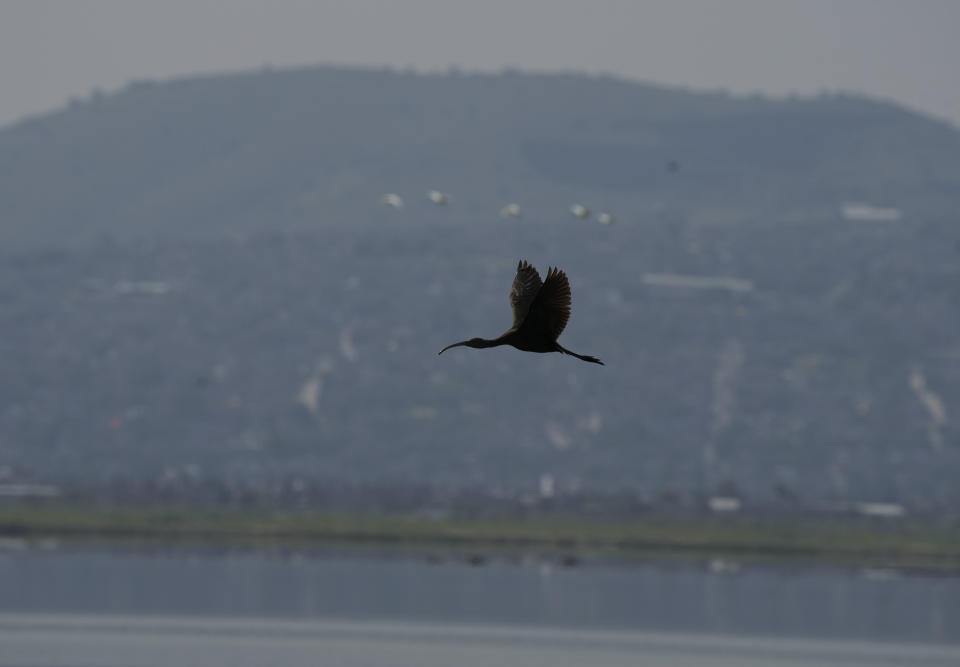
{"left": 1, "top": 66, "right": 959, "bottom": 511}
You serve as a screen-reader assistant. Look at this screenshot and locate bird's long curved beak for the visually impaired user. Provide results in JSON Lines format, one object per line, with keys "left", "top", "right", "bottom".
{"left": 438, "top": 340, "right": 469, "bottom": 355}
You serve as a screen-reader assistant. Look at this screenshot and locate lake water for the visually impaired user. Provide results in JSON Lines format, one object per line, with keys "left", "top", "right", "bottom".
{"left": 1, "top": 544, "right": 958, "bottom": 666}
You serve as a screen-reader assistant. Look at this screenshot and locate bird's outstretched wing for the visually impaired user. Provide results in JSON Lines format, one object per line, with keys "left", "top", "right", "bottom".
{"left": 510, "top": 260, "right": 543, "bottom": 328}
{"left": 525, "top": 266, "right": 571, "bottom": 341}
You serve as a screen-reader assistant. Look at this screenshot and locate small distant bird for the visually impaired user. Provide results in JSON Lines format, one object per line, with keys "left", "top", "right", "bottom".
{"left": 597, "top": 212, "right": 614, "bottom": 226}
{"left": 570, "top": 204, "right": 590, "bottom": 219}
{"left": 381, "top": 193, "right": 404, "bottom": 209}
{"left": 499, "top": 203, "right": 523, "bottom": 219}
{"left": 427, "top": 190, "right": 449, "bottom": 205}
{"left": 439, "top": 260, "right": 603, "bottom": 365}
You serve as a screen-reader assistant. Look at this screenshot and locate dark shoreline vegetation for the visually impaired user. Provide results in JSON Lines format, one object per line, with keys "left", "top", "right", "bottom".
{"left": 1, "top": 505, "right": 958, "bottom": 572}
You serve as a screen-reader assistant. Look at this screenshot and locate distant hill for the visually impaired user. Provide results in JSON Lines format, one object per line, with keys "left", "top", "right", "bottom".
{"left": 2, "top": 66, "right": 960, "bottom": 244}
{"left": 1, "top": 66, "right": 959, "bottom": 511}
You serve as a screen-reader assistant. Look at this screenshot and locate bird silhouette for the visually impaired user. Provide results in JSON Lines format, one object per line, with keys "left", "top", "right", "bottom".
{"left": 439, "top": 260, "right": 604, "bottom": 365}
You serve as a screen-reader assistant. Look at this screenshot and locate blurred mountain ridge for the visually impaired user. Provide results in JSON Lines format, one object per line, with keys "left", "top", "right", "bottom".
{"left": 3, "top": 65, "right": 959, "bottom": 244}
{"left": 1, "top": 65, "right": 959, "bottom": 510}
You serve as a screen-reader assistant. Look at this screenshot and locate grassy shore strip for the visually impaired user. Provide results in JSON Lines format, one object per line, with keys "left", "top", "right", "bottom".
{"left": 1, "top": 505, "right": 958, "bottom": 569}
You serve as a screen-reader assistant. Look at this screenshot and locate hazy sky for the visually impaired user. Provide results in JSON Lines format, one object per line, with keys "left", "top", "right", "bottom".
{"left": 2, "top": 0, "right": 959, "bottom": 128}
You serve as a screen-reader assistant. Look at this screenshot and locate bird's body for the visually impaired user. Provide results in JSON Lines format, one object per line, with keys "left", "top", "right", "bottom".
{"left": 439, "top": 260, "right": 603, "bottom": 365}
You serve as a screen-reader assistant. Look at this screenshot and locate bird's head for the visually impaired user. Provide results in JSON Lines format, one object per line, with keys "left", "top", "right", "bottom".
{"left": 438, "top": 337, "right": 493, "bottom": 354}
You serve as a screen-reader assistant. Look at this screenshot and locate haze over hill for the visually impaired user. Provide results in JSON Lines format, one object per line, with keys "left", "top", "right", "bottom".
{"left": 4, "top": 65, "right": 960, "bottom": 245}
{"left": 1, "top": 66, "right": 959, "bottom": 511}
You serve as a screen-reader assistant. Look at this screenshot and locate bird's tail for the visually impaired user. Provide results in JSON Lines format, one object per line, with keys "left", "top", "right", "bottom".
{"left": 557, "top": 344, "right": 604, "bottom": 365}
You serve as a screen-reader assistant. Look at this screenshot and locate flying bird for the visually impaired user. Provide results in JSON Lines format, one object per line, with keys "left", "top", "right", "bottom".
{"left": 427, "top": 190, "right": 449, "bottom": 205}
{"left": 380, "top": 193, "right": 404, "bottom": 209}
{"left": 499, "top": 203, "right": 523, "bottom": 219}
{"left": 439, "top": 260, "right": 603, "bottom": 365}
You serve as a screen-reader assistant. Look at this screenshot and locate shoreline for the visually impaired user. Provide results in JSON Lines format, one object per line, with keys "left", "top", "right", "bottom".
{"left": 1, "top": 505, "right": 958, "bottom": 572}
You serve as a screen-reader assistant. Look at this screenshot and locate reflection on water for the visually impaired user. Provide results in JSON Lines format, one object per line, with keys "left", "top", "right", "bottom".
{"left": 3, "top": 614, "right": 960, "bottom": 667}
{"left": 0, "top": 545, "right": 957, "bottom": 645}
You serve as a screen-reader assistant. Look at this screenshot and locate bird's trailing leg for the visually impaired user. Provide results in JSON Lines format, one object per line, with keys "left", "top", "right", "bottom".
{"left": 557, "top": 343, "right": 604, "bottom": 365}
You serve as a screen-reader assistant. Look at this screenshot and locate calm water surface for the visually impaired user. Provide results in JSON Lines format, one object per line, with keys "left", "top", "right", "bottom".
{"left": 0, "top": 544, "right": 957, "bottom": 666}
